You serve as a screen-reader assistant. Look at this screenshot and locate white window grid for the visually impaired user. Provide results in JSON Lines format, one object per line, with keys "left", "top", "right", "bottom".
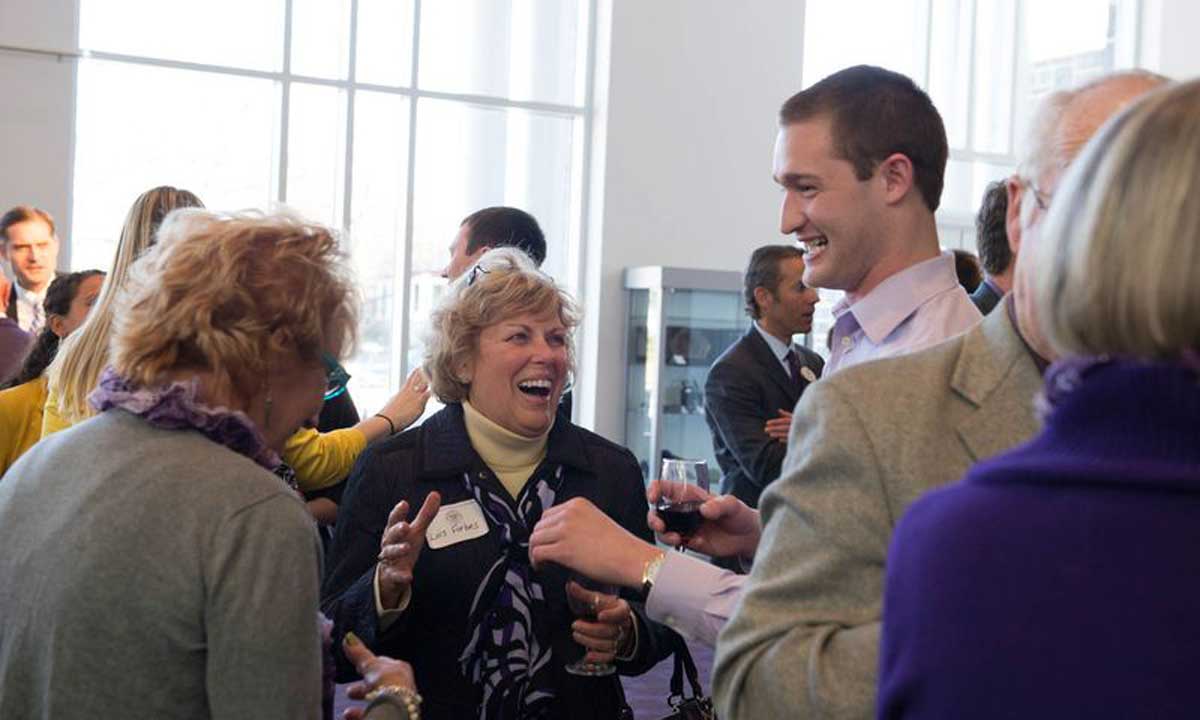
{"left": 70, "top": 0, "right": 599, "bottom": 407}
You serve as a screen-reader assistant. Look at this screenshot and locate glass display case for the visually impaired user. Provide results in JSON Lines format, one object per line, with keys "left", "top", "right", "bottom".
{"left": 623, "top": 266, "right": 750, "bottom": 479}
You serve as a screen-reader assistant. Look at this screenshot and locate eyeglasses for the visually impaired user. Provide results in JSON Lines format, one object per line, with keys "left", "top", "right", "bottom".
{"left": 1026, "top": 179, "right": 1053, "bottom": 211}
{"left": 321, "top": 352, "right": 351, "bottom": 401}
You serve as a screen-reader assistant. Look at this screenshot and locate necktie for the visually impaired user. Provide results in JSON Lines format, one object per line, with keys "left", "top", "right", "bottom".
{"left": 785, "top": 348, "right": 804, "bottom": 385}
{"left": 29, "top": 301, "right": 44, "bottom": 335}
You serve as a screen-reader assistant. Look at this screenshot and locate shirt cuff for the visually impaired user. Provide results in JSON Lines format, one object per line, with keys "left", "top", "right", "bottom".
{"left": 645, "top": 550, "right": 744, "bottom": 646}
{"left": 373, "top": 564, "right": 412, "bottom": 631}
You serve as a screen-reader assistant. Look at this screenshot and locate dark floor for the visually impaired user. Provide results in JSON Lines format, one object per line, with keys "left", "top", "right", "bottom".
{"left": 333, "top": 639, "right": 714, "bottom": 718}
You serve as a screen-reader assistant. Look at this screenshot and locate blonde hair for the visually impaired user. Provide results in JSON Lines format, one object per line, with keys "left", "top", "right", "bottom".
{"left": 110, "top": 209, "right": 357, "bottom": 399}
{"left": 1034, "top": 79, "right": 1200, "bottom": 360}
{"left": 425, "top": 247, "right": 579, "bottom": 403}
{"left": 47, "top": 186, "right": 204, "bottom": 423}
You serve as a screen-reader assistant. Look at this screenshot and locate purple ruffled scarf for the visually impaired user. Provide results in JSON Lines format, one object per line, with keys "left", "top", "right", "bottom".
{"left": 89, "top": 366, "right": 282, "bottom": 470}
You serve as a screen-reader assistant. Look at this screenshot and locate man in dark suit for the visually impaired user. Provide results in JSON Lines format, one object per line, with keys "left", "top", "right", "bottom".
{"left": 704, "top": 245, "right": 823, "bottom": 508}
{"left": 970, "top": 181, "right": 1013, "bottom": 315}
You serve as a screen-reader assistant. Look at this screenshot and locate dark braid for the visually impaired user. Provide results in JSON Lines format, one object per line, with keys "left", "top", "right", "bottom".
{"left": 3, "top": 270, "right": 105, "bottom": 389}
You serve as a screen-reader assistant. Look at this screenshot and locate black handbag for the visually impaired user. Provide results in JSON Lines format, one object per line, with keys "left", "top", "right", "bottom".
{"left": 658, "top": 640, "right": 716, "bottom": 720}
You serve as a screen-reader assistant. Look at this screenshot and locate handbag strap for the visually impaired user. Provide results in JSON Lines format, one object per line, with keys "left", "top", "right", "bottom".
{"left": 668, "top": 637, "right": 705, "bottom": 701}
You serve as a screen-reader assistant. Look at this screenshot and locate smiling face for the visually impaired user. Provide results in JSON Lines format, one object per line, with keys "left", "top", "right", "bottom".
{"left": 462, "top": 309, "right": 569, "bottom": 437}
{"left": 774, "top": 117, "right": 888, "bottom": 301}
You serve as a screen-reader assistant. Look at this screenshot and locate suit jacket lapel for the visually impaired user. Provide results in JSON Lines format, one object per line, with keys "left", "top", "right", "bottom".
{"left": 950, "top": 309, "right": 1043, "bottom": 463}
{"left": 744, "top": 328, "right": 799, "bottom": 404}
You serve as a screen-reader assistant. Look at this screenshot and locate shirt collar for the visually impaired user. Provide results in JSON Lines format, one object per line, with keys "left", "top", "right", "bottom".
{"left": 13, "top": 281, "right": 45, "bottom": 306}
{"left": 753, "top": 321, "right": 793, "bottom": 362}
{"left": 835, "top": 251, "right": 961, "bottom": 345}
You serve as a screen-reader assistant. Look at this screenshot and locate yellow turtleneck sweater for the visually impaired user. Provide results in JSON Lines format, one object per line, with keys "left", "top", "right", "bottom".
{"left": 462, "top": 400, "right": 551, "bottom": 498}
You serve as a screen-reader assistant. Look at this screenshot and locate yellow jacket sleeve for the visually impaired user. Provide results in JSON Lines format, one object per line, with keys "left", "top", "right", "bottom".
{"left": 0, "top": 377, "right": 49, "bottom": 476}
{"left": 283, "top": 427, "right": 367, "bottom": 492}
{"left": 40, "top": 382, "right": 73, "bottom": 439}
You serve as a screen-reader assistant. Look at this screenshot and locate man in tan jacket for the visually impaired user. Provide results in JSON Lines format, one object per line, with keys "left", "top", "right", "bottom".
{"left": 712, "top": 71, "right": 1168, "bottom": 719}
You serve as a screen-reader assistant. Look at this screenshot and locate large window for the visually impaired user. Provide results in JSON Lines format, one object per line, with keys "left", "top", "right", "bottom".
{"left": 801, "top": 0, "right": 1140, "bottom": 353}
{"left": 72, "top": 0, "right": 592, "bottom": 414}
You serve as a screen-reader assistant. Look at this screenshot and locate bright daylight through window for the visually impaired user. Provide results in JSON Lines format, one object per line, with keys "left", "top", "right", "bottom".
{"left": 72, "top": 0, "right": 592, "bottom": 415}
{"left": 800, "top": 0, "right": 1140, "bottom": 354}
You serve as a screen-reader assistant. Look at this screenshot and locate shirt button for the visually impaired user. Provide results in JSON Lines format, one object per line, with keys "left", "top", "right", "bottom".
{"left": 841, "top": 336, "right": 854, "bottom": 350}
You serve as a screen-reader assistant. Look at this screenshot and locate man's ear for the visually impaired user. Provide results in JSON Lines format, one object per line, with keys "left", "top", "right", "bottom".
{"left": 878, "top": 153, "right": 916, "bottom": 205}
{"left": 1005, "top": 176, "right": 1024, "bottom": 256}
{"left": 752, "top": 286, "right": 773, "bottom": 314}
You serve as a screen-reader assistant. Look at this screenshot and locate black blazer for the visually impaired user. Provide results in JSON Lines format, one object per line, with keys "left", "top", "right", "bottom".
{"left": 703, "top": 328, "right": 824, "bottom": 508}
{"left": 321, "top": 404, "right": 677, "bottom": 720}
{"left": 970, "top": 280, "right": 1003, "bottom": 316}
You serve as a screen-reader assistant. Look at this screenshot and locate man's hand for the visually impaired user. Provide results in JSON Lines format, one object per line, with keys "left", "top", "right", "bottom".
{"left": 341, "top": 632, "right": 418, "bottom": 720}
{"left": 764, "top": 409, "right": 793, "bottom": 442}
{"left": 647, "top": 481, "right": 761, "bottom": 560}
{"left": 377, "top": 492, "right": 441, "bottom": 609}
{"left": 529, "top": 497, "right": 660, "bottom": 590}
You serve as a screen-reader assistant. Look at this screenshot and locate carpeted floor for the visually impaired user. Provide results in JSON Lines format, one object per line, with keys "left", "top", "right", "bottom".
{"left": 333, "top": 639, "right": 714, "bottom": 718}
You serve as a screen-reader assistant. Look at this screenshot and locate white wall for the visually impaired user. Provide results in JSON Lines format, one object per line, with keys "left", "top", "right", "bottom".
{"left": 0, "top": 0, "right": 78, "bottom": 266}
{"left": 576, "top": 0, "right": 807, "bottom": 440}
{"left": 1140, "top": 0, "right": 1200, "bottom": 80}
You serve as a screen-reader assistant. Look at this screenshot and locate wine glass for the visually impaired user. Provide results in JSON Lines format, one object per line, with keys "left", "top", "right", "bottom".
{"left": 564, "top": 572, "right": 620, "bottom": 677}
{"left": 656, "top": 458, "right": 711, "bottom": 547}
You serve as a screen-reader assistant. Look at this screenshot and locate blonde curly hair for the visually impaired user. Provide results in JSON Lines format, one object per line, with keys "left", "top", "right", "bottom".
{"left": 110, "top": 209, "right": 358, "bottom": 400}
{"left": 424, "top": 247, "right": 579, "bottom": 403}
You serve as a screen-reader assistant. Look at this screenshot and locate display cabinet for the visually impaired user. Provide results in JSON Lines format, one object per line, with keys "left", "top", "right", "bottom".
{"left": 623, "top": 266, "right": 750, "bottom": 479}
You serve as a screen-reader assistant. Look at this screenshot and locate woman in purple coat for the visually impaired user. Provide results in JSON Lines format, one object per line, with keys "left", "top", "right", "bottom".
{"left": 879, "top": 79, "right": 1200, "bottom": 719}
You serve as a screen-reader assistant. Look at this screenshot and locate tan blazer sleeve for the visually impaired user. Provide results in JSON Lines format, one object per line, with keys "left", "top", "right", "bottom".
{"left": 712, "top": 378, "right": 892, "bottom": 719}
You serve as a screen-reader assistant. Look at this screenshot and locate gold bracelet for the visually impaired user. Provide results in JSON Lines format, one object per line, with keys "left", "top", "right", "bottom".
{"left": 640, "top": 551, "right": 666, "bottom": 600}
{"left": 365, "top": 684, "right": 422, "bottom": 720}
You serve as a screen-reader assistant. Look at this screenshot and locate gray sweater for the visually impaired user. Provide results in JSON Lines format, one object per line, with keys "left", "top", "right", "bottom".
{"left": 0, "top": 409, "right": 324, "bottom": 720}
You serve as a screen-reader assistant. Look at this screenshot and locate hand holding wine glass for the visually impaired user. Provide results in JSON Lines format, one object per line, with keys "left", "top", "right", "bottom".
{"left": 654, "top": 458, "right": 711, "bottom": 548}
{"left": 564, "top": 575, "right": 626, "bottom": 677}
{"left": 647, "top": 476, "right": 761, "bottom": 560}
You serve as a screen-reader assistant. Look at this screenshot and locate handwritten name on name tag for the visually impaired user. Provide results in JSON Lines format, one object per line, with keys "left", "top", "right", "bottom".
{"left": 425, "top": 499, "right": 490, "bottom": 549}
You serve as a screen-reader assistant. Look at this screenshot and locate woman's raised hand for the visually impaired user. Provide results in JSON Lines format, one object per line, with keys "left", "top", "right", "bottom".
{"left": 377, "top": 367, "right": 432, "bottom": 434}
{"left": 377, "top": 492, "right": 441, "bottom": 609}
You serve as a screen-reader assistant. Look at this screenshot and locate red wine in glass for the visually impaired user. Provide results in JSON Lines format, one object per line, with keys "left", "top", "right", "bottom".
{"left": 657, "top": 458, "right": 710, "bottom": 544}
{"left": 656, "top": 499, "right": 703, "bottom": 538}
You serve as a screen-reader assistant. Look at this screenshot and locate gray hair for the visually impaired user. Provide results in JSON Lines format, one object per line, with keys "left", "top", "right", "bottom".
{"left": 1014, "top": 71, "right": 1170, "bottom": 229}
{"left": 1033, "top": 79, "right": 1200, "bottom": 360}
{"left": 423, "top": 247, "right": 579, "bottom": 403}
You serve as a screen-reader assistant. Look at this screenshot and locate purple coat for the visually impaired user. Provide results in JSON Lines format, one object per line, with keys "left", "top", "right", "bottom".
{"left": 0, "top": 318, "right": 31, "bottom": 384}
{"left": 879, "top": 359, "right": 1200, "bottom": 719}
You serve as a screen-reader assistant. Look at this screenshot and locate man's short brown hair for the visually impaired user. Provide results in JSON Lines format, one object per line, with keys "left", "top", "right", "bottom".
{"left": 0, "top": 206, "right": 56, "bottom": 244}
{"left": 779, "top": 65, "right": 948, "bottom": 212}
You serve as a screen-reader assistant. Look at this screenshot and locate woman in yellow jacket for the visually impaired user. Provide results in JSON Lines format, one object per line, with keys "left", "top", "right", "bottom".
{"left": 41, "top": 186, "right": 430, "bottom": 490}
{"left": 0, "top": 270, "right": 105, "bottom": 476}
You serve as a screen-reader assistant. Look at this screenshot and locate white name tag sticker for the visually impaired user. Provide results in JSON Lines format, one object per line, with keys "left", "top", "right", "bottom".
{"left": 425, "top": 499, "right": 490, "bottom": 550}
